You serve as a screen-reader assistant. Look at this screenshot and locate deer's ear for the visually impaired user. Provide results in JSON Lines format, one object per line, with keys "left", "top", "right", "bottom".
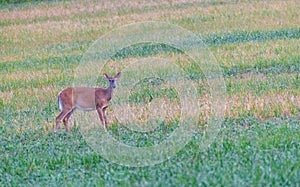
{"left": 114, "top": 72, "right": 121, "bottom": 79}
{"left": 103, "top": 73, "right": 109, "bottom": 79}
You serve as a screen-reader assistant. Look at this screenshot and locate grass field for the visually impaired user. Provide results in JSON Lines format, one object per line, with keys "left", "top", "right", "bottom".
{"left": 1, "top": 0, "right": 300, "bottom": 186}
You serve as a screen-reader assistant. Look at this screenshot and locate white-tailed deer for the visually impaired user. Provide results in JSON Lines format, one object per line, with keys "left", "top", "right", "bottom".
{"left": 54, "top": 72, "right": 121, "bottom": 133}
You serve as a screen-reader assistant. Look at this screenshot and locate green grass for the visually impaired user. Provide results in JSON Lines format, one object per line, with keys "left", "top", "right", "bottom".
{"left": 1, "top": 0, "right": 300, "bottom": 186}
{"left": 1, "top": 116, "right": 299, "bottom": 186}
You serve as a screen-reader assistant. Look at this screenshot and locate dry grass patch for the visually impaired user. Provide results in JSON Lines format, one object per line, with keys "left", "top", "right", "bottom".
{"left": 226, "top": 91, "right": 300, "bottom": 119}
{"left": 0, "top": 90, "right": 14, "bottom": 104}
{"left": 111, "top": 97, "right": 181, "bottom": 126}
{"left": 108, "top": 89, "right": 300, "bottom": 126}
{"left": 3, "top": 85, "right": 58, "bottom": 110}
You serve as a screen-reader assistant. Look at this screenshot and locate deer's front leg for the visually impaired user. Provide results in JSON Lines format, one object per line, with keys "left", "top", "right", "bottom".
{"left": 102, "top": 106, "right": 108, "bottom": 126}
{"left": 96, "top": 107, "right": 106, "bottom": 128}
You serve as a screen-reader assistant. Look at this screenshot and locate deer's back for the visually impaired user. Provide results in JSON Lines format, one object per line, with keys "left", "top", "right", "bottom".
{"left": 59, "top": 87, "right": 108, "bottom": 110}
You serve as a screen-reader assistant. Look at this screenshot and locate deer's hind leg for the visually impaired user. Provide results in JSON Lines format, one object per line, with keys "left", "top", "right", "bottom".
{"left": 55, "top": 108, "right": 73, "bottom": 133}
{"left": 63, "top": 109, "right": 74, "bottom": 132}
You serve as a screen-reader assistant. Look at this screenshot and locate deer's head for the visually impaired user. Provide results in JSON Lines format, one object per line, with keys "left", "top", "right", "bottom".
{"left": 104, "top": 72, "right": 121, "bottom": 89}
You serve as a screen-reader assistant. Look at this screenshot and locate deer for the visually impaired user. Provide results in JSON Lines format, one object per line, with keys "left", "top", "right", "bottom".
{"left": 54, "top": 72, "right": 121, "bottom": 133}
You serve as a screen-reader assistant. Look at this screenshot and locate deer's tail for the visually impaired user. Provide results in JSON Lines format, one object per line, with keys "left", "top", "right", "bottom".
{"left": 57, "top": 93, "right": 63, "bottom": 111}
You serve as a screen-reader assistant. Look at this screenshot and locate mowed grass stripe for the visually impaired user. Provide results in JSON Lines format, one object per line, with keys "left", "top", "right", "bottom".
{"left": 226, "top": 72, "right": 300, "bottom": 95}
{"left": 1, "top": 27, "right": 298, "bottom": 63}
{"left": 0, "top": 54, "right": 81, "bottom": 73}
{"left": 0, "top": 28, "right": 300, "bottom": 72}
{"left": 205, "top": 28, "right": 300, "bottom": 46}
{"left": 0, "top": 74, "right": 74, "bottom": 92}
{"left": 222, "top": 55, "right": 300, "bottom": 77}
{"left": 1, "top": 55, "right": 300, "bottom": 92}
{"left": 14, "top": 28, "right": 300, "bottom": 63}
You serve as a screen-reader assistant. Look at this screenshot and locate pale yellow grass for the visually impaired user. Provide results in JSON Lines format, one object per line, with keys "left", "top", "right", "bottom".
{"left": 1, "top": 85, "right": 58, "bottom": 110}
{"left": 9, "top": 86, "right": 299, "bottom": 132}
{"left": 109, "top": 90, "right": 300, "bottom": 126}
{"left": 226, "top": 91, "right": 300, "bottom": 120}
{"left": 111, "top": 97, "right": 181, "bottom": 125}
{"left": 0, "top": 0, "right": 202, "bottom": 22}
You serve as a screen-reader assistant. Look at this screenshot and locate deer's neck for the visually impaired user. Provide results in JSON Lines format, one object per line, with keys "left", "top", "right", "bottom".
{"left": 104, "top": 86, "right": 113, "bottom": 101}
